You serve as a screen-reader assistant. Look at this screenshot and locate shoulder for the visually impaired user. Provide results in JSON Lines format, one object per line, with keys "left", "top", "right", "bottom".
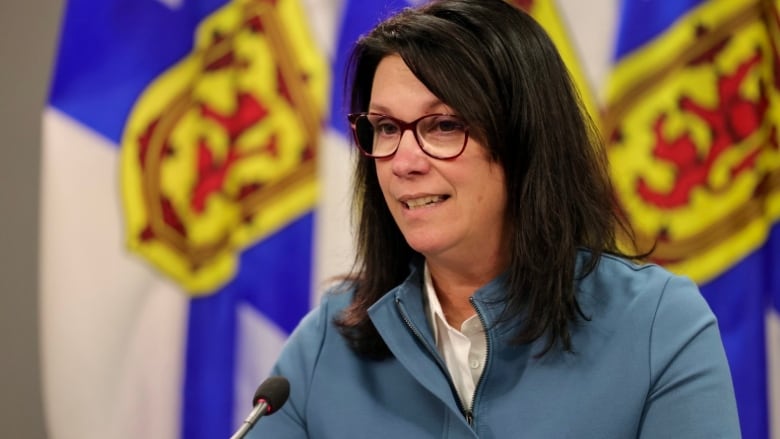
{"left": 314, "top": 283, "right": 355, "bottom": 322}
{"left": 254, "top": 284, "right": 357, "bottom": 434}
{"left": 580, "top": 251, "right": 686, "bottom": 291}
{"left": 578, "top": 251, "right": 710, "bottom": 317}
{"left": 575, "top": 251, "right": 718, "bottom": 354}
{"left": 577, "top": 255, "right": 740, "bottom": 436}
{"left": 272, "top": 283, "right": 354, "bottom": 374}
{"left": 284, "top": 283, "right": 354, "bottom": 349}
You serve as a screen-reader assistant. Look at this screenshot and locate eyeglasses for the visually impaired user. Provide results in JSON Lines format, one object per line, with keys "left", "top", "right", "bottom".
{"left": 347, "top": 112, "right": 469, "bottom": 159}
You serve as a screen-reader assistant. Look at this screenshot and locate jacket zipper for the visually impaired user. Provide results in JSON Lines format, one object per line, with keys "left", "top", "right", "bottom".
{"left": 394, "top": 298, "right": 472, "bottom": 425}
{"left": 394, "top": 296, "right": 491, "bottom": 429}
{"left": 467, "top": 297, "right": 491, "bottom": 429}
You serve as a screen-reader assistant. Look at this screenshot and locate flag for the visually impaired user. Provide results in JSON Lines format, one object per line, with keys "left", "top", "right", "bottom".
{"left": 41, "top": 0, "right": 331, "bottom": 437}
{"left": 603, "top": 0, "right": 780, "bottom": 437}
{"left": 510, "top": 0, "right": 600, "bottom": 122}
{"left": 43, "top": 1, "right": 778, "bottom": 439}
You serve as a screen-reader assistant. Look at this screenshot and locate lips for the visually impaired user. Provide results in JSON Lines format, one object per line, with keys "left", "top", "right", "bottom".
{"left": 401, "top": 194, "right": 449, "bottom": 209}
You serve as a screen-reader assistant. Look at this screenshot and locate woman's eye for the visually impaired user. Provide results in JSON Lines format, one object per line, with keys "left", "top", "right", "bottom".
{"left": 375, "top": 122, "right": 400, "bottom": 135}
{"left": 432, "top": 117, "right": 465, "bottom": 133}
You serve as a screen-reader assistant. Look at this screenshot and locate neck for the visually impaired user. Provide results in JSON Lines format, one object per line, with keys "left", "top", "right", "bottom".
{"left": 426, "top": 256, "right": 505, "bottom": 329}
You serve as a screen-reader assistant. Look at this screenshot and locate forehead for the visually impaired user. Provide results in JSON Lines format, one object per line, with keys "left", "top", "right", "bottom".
{"left": 369, "top": 55, "right": 449, "bottom": 116}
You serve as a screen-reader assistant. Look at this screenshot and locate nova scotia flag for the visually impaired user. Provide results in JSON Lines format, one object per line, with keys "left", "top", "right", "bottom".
{"left": 40, "top": 0, "right": 412, "bottom": 438}
{"left": 45, "top": 2, "right": 777, "bottom": 439}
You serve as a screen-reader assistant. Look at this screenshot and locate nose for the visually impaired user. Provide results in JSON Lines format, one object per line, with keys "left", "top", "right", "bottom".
{"left": 390, "top": 129, "right": 430, "bottom": 177}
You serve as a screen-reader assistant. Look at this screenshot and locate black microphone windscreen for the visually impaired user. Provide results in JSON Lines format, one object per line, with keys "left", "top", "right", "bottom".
{"left": 253, "top": 376, "right": 290, "bottom": 414}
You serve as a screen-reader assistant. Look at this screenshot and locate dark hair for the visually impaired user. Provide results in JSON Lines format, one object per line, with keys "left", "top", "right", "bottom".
{"left": 336, "top": 0, "right": 641, "bottom": 358}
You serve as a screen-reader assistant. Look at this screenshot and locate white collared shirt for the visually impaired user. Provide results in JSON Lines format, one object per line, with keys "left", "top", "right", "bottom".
{"left": 423, "top": 264, "right": 487, "bottom": 410}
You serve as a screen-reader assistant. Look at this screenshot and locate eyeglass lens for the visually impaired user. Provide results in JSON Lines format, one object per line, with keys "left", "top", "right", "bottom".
{"left": 352, "top": 114, "right": 467, "bottom": 159}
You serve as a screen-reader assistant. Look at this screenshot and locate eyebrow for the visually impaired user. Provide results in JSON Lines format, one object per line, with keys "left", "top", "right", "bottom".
{"left": 368, "top": 100, "right": 451, "bottom": 115}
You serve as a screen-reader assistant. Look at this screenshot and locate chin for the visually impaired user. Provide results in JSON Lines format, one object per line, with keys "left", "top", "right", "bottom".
{"left": 399, "top": 227, "right": 457, "bottom": 257}
{"left": 405, "top": 239, "right": 448, "bottom": 258}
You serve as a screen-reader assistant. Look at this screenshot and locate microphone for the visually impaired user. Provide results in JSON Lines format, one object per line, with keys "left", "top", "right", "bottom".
{"left": 229, "top": 376, "right": 290, "bottom": 439}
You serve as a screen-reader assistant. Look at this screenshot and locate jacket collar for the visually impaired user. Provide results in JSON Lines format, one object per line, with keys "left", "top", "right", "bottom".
{"left": 366, "top": 260, "right": 520, "bottom": 422}
{"left": 368, "top": 259, "right": 515, "bottom": 338}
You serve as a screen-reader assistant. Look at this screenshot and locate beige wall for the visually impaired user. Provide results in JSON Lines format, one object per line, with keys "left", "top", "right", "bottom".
{"left": 0, "top": 0, "right": 61, "bottom": 437}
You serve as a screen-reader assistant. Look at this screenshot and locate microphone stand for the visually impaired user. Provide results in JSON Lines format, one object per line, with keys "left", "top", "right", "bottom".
{"left": 229, "top": 399, "right": 270, "bottom": 439}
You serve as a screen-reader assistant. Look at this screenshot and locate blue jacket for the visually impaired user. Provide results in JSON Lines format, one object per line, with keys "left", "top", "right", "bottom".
{"left": 249, "top": 253, "right": 740, "bottom": 438}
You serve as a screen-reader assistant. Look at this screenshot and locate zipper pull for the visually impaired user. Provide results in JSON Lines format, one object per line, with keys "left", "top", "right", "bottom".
{"left": 465, "top": 410, "right": 474, "bottom": 426}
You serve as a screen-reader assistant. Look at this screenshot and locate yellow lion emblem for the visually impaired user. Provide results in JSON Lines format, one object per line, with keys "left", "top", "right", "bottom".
{"left": 120, "top": 0, "right": 329, "bottom": 294}
{"left": 604, "top": 1, "right": 780, "bottom": 282}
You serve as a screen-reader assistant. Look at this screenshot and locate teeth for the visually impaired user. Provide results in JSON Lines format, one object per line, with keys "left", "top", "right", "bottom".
{"left": 405, "top": 195, "right": 445, "bottom": 209}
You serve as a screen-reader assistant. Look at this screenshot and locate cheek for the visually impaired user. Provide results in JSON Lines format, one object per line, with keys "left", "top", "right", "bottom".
{"left": 374, "top": 163, "right": 387, "bottom": 187}
{"left": 374, "top": 163, "right": 394, "bottom": 203}
{"left": 483, "top": 171, "right": 508, "bottom": 214}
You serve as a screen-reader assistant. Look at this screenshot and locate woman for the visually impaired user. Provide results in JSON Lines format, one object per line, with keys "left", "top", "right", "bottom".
{"left": 249, "top": 0, "right": 740, "bottom": 437}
